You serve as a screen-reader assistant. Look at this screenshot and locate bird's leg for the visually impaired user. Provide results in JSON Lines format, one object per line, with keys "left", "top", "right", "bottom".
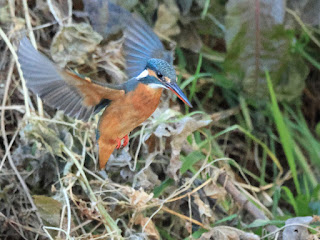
{"left": 116, "top": 138, "right": 122, "bottom": 149}
{"left": 122, "top": 135, "right": 129, "bottom": 147}
{"left": 115, "top": 135, "right": 129, "bottom": 149}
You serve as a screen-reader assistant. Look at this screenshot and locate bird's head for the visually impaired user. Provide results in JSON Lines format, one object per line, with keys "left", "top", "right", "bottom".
{"left": 136, "top": 58, "right": 192, "bottom": 107}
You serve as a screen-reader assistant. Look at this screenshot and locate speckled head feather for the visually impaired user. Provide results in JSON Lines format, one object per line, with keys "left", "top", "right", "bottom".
{"left": 146, "top": 58, "right": 176, "bottom": 82}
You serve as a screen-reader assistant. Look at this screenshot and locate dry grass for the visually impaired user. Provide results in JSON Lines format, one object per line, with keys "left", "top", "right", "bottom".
{"left": 1, "top": 1, "right": 320, "bottom": 240}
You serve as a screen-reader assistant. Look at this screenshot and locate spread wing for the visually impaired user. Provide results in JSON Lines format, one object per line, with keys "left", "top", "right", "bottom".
{"left": 123, "top": 13, "right": 173, "bottom": 78}
{"left": 18, "top": 37, "right": 125, "bottom": 121}
{"left": 83, "top": 0, "right": 174, "bottom": 78}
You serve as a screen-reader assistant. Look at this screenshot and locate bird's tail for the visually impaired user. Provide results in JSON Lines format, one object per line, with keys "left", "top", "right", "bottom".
{"left": 98, "top": 138, "right": 116, "bottom": 169}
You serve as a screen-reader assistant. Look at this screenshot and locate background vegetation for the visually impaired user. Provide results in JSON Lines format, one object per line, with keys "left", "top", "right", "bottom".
{"left": 0, "top": 0, "right": 320, "bottom": 239}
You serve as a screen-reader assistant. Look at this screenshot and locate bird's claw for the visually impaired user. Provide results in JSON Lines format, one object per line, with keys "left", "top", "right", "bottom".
{"left": 116, "top": 135, "right": 129, "bottom": 149}
{"left": 123, "top": 135, "right": 129, "bottom": 147}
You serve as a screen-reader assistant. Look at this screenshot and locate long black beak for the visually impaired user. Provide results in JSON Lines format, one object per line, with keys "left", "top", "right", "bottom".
{"left": 167, "top": 82, "right": 193, "bottom": 107}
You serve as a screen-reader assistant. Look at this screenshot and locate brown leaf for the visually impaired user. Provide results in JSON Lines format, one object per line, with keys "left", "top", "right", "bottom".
{"left": 168, "top": 116, "right": 212, "bottom": 180}
{"left": 283, "top": 216, "right": 313, "bottom": 240}
{"left": 94, "top": 37, "right": 126, "bottom": 84}
{"left": 194, "top": 195, "right": 213, "bottom": 218}
{"left": 178, "top": 26, "right": 203, "bottom": 52}
{"left": 123, "top": 188, "right": 154, "bottom": 209}
{"left": 154, "top": 3, "right": 180, "bottom": 38}
{"left": 134, "top": 214, "right": 160, "bottom": 240}
{"left": 200, "top": 226, "right": 259, "bottom": 240}
{"left": 203, "top": 182, "right": 227, "bottom": 201}
{"left": 51, "top": 23, "right": 103, "bottom": 67}
{"left": 33, "top": 195, "right": 62, "bottom": 226}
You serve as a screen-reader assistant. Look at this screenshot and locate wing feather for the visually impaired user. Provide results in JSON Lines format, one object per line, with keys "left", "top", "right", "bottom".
{"left": 83, "top": 0, "right": 174, "bottom": 78}
{"left": 18, "top": 37, "right": 125, "bottom": 121}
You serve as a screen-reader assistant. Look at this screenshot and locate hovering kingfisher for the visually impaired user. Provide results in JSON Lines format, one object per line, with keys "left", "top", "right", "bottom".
{"left": 18, "top": 2, "right": 192, "bottom": 169}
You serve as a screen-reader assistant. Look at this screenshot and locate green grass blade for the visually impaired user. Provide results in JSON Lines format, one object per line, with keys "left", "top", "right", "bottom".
{"left": 282, "top": 186, "right": 299, "bottom": 215}
{"left": 266, "top": 71, "right": 301, "bottom": 195}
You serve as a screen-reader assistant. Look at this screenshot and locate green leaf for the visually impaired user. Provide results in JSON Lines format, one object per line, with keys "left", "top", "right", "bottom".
{"left": 267, "top": 71, "right": 301, "bottom": 194}
{"left": 33, "top": 195, "right": 62, "bottom": 226}
{"left": 246, "top": 219, "right": 284, "bottom": 228}
{"left": 295, "top": 194, "right": 313, "bottom": 216}
{"left": 315, "top": 122, "right": 320, "bottom": 137}
{"left": 153, "top": 178, "right": 174, "bottom": 198}
{"left": 158, "top": 227, "right": 175, "bottom": 240}
{"left": 309, "top": 201, "right": 320, "bottom": 215}
{"left": 282, "top": 186, "right": 299, "bottom": 215}
{"left": 184, "top": 228, "right": 208, "bottom": 240}
{"left": 224, "top": 0, "right": 309, "bottom": 100}
{"left": 213, "top": 214, "right": 238, "bottom": 225}
{"left": 180, "top": 151, "right": 206, "bottom": 174}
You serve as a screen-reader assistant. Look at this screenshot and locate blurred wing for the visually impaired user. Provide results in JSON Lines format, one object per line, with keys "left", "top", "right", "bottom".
{"left": 83, "top": 0, "right": 174, "bottom": 78}
{"left": 18, "top": 37, "right": 125, "bottom": 121}
{"left": 123, "top": 14, "right": 174, "bottom": 78}
{"left": 83, "top": 0, "right": 131, "bottom": 38}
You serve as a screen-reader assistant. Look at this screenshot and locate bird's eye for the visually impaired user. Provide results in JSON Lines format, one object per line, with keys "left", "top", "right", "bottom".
{"left": 156, "top": 72, "right": 163, "bottom": 79}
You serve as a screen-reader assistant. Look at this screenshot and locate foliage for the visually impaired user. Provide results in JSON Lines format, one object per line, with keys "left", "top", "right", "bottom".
{"left": 0, "top": 0, "right": 320, "bottom": 239}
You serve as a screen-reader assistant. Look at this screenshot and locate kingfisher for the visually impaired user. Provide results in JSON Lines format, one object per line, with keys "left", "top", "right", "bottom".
{"left": 18, "top": 2, "right": 192, "bottom": 169}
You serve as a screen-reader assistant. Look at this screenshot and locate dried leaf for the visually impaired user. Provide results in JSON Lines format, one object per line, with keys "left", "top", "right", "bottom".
{"left": 124, "top": 188, "right": 154, "bottom": 209}
{"left": 203, "top": 182, "right": 227, "bottom": 201}
{"left": 154, "top": 3, "right": 180, "bottom": 37}
{"left": 283, "top": 216, "right": 313, "bottom": 240}
{"left": 0, "top": 5, "right": 24, "bottom": 28}
{"left": 33, "top": 195, "right": 62, "bottom": 226}
{"left": 194, "top": 195, "right": 213, "bottom": 218}
{"left": 287, "top": 0, "right": 320, "bottom": 26}
{"left": 47, "top": 0, "right": 69, "bottom": 23}
{"left": 178, "top": 26, "right": 203, "bottom": 53}
{"left": 200, "top": 226, "right": 259, "bottom": 240}
{"left": 169, "top": 116, "right": 212, "bottom": 180}
{"left": 0, "top": 5, "right": 10, "bottom": 23}
{"left": 51, "top": 23, "right": 103, "bottom": 66}
{"left": 134, "top": 168, "right": 161, "bottom": 190}
{"left": 22, "top": 120, "right": 65, "bottom": 158}
{"left": 94, "top": 37, "right": 126, "bottom": 83}
{"left": 225, "top": 0, "right": 309, "bottom": 101}
{"left": 176, "top": 0, "right": 193, "bottom": 15}
{"left": 106, "top": 147, "right": 132, "bottom": 168}
{"left": 154, "top": 123, "right": 174, "bottom": 138}
{"left": 134, "top": 214, "right": 160, "bottom": 240}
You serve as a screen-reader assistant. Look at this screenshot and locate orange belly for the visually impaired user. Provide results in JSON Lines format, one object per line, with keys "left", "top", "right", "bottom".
{"left": 98, "top": 83, "right": 162, "bottom": 169}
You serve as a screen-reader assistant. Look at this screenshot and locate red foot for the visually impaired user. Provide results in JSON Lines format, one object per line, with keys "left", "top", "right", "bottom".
{"left": 115, "top": 135, "right": 129, "bottom": 149}
{"left": 123, "top": 135, "right": 129, "bottom": 147}
{"left": 116, "top": 138, "right": 122, "bottom": 149}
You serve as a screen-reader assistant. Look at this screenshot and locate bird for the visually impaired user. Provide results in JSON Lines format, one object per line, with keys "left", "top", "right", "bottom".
{"left": 18, "top": 2, "right": 192, "bottom": 169}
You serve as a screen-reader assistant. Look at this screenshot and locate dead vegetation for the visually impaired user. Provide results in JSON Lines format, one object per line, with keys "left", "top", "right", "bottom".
{"left": 1, "top": 0, "right": 320, "bottom": 239}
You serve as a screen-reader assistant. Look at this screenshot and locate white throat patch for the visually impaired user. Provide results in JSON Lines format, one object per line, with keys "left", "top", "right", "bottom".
{"left": 136, "top": 69, "right": 149, "bottom": 80}
{"left": 148, "top": 83, "right": 168, "bottom": 89}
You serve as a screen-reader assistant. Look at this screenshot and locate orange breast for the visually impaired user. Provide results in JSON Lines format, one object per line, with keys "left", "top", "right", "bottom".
{"left": 97, "top": 83, "right": 162, "bottom": 168}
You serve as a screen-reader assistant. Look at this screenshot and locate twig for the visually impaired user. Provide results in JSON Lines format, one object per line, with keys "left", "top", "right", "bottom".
{"left": 217, "top": 172, "right": 278, "bottom": 233}
{"left": 162, "top": 206, "right": 207, "bottom": 229}
{"left": 22, "top": 0, "right": 44, "bottom": 117}
{"left": 0, "top": 118, "right": 21, "bottom": 171}
{"left": 286, "top": 8, "right": 320, "bottom": 48}
{"left": 62, "top": 188, "right": 72, "bottom": 237}
{"left": 0, "top": 59, "right": 43, "bottom": 228}
{"left": 22, "top": 0, "right": 36, "bottom": 46}
{"left": 0, "top": 213, "right": 47, "bottom": 237}
{"left": 166, "top": 178, "right": 212, "bottom": 203}
{"left": 47, "top": 0, "right": 63, "bottom": 26}
{"left": 63, "top": 146, "right": 122, "bottom": 239}
{"left": 131, "top": 123, "right": 146, "bottom": 171}
{"left": 67, "top": 0, "right": 73, "bottom": 25}
{"left": 0, "top": 27, "right": 30, "bottom": 116}
{"left": 0, "top": 105, "right": 25, "bottom": 112}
